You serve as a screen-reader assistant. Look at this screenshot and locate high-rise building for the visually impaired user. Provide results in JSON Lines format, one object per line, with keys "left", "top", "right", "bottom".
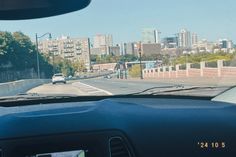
{"left": 219, "top": 39, "right": 233, "bottom": 49}
{"left": 93, "top": 34, "right": 113, "bottom": 48}
{"left": 109, "top": 45, "right": 121, "bottom": 56}
{"left": 93, "top": 34, "right": 113, "bottom": 55}
{"left": 122, "top": 42, "right": 135, "bottom": 55}
{"left": 162, "top": 37, "right": 178, "bottom": 48}
{"left": 106, "top": 34, "right": 113, "bottom": 47}
{"left": 119, "top": 43, "right": 125, "bottom": 56}
{"left": 228, "top": 40, "right": 234, "bottom": 49}
{"left": 93, "top": 34, "right": 106, "bottom": 48}
{"left": 192, "top": 33, "right": 198, "bottom": 46}
{"left": 142, "top": 28, "right": 161, "bottom": 44}
{"left": 178, "top": 29, "right": 192, "bottom": 49}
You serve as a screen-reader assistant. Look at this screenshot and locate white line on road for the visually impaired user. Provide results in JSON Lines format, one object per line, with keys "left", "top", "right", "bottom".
{"left": 72, "top": 82, "right": 113, "bottom": 96}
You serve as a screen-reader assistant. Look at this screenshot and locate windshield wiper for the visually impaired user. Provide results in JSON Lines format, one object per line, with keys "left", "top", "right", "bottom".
{"left": 129, "top": 84, "right": 185, "bottom": 95}
{"left": 130, "top": 85, "right": 229, "bottom": 96}
{"left": 0, "top": 93, "right": 77, "bottom": 102}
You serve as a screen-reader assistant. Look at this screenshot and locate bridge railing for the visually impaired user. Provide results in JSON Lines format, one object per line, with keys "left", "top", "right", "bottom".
{"left": 143, "top": 60, "right": 236, "bottom": 79}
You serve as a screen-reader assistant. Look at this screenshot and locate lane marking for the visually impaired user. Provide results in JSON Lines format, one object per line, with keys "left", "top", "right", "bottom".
{"left": 72, "top": 82, "right": 113, "bottom": 96}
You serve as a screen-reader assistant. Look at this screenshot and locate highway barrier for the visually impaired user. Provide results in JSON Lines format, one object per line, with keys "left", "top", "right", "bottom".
{"left": 0, "top": 79, "right": 50, "bottom": 97}
{"left": 143, "top": 60, "right": 236, "bottom": 79}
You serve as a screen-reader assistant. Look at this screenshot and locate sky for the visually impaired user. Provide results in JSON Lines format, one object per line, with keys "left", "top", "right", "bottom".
{"left": 0, "top": 0, "right": 235, "bottom": 44}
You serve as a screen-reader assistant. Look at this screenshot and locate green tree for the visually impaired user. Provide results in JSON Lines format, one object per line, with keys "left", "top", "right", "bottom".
{"left": 61, "top": 60, "right": 75, "bottom": 76}
{"left": 120, "top": 54, "right": 137, "bottom": 62}
{"left": 0, "top": 31, "right": 53, "bottom": 78}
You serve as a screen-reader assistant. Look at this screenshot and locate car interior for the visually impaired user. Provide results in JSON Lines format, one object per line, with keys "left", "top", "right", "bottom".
{"left": 0, "top": 0, "right": 236, "bottom": 157}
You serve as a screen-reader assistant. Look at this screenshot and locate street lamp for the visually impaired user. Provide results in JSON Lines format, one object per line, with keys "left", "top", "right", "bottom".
{"left": 35, "top": 33, "right": 52, "bottom": 79}
{"left": 138, "top": 42, "right": 143, "bottom": 79}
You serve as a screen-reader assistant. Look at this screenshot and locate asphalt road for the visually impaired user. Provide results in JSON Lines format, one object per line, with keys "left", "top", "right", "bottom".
{"left": 27, "top": 77, "right": 228, "bottom": 96}
{"left": 79, "top": 78, "right": 175, "bottom": 95}
{"left": 27, "top": 78, "right": 175, "bottom": 96}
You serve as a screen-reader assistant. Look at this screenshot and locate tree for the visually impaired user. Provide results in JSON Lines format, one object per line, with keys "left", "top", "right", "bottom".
{"left": 129, "top": 64, "right": 141, "bottom": 78}
{"left": 73, "top": 60, "right": 86, "bottom": 72}
{"left": 61, "top": 60, "right": 75, "bottom": 76}
{"left": 120, "top": 54, "right": 138, "bottom": 62}
{"left": 90, "top": 54, "right": 97, "bottom": 63}
{"left": 0, "top": 31, "right": 53, "bottom": 78}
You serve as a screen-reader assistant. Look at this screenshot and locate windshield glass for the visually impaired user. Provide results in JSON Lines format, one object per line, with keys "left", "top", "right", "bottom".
{"left": 0, "top": 0, "right": 236, "bottom": 98}
{"left": 54, "top": 74, "right": 63, "bottom": 77}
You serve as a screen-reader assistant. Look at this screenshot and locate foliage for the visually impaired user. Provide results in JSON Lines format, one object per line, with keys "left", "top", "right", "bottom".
{"left": 173, "top": 52, "right": 235, "bottom": 65}
{"left": 128, "top": 64, "right": 141, "bottom": 78}
{"left": 53, "top": 56, "right": 74, "bottom": 76}
{"left": 0, "top": 31, "right": 53, "bottom": 78}
{"left": 120, "top": 54, "right": 138, "bottom": 62}
{"left": 52, "top": 55, "right": 87, "bottom": 76}
{"left": 92, "top": 54, "right": 137, "bottom": 64}
{"left": 72, "top": 60, "right": 87, "bottom": 72}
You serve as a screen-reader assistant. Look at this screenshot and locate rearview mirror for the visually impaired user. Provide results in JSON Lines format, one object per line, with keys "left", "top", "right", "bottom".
{"left": 0, "top": 0, "right": 91, "bottom": 20}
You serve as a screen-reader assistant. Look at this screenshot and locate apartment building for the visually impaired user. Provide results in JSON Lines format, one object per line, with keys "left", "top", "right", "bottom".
{"left": 38, "top": 36, "right": 91, "bottom": 70}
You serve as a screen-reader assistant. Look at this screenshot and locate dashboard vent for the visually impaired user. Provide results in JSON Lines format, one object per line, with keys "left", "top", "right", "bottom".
{"left": 109, "top": 137, "right": 131, "bottom": 157}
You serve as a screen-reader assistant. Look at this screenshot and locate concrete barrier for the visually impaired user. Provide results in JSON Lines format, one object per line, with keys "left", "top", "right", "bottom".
{"left": 143, "top": 60, "right": 236, "bottom": 79}
{"left": 0, "top": 79, "right": 50, "bottom": 97}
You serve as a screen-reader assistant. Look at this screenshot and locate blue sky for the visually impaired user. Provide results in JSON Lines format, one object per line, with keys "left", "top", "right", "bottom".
{"left": 0, "top": 0, "right": 235, "bottom": 43}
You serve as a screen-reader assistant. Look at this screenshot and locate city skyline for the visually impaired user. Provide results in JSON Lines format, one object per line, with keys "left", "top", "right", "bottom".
{"left": 0, "top": 0, "right": 235, "bottom": 43}
{"left": 36, "top": 29, "right": 235, "bottom": 46}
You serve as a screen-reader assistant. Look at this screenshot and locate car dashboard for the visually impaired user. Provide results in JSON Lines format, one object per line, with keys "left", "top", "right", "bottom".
{"left": 0, "top": 97, "right": 236, "bottom": 157}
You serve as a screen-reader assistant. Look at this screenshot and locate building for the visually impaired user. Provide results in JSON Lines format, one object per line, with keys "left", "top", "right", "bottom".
{"left": 142, "top": 43, "right": 161, "bottom": 56}
{"left": 219, "top": 39, "right": 234, "bottom": 49}
{"left": 217, "top": 39, "right": 234, "bottom": 53}
{"left": 192, "top": 33, "right": 198, "bottom": 46}
{"left": 126, "top": 43, "right": 135, "bottom": 55}
{"left": 228, "top": 40, "right": 234, "bottom": 49}
{"left": 142, "top": 28, "right": 161, "bottom": 44}
{"left": 38, "top": 36, "right": 91, "bottom": 70}
{"left": 90, "top": 47, "right": 107, "bottom": 56}
{"left": 93, "top": 34, "right": 113, "bottom": 48}
{"left": 106, "top": 34, "right": 113, "bottom": 47}
{"left": 93, "top": 34, "right": 106, "bottom": 48}
{"left": 122, "top": 42, "right": 134, "bottom": 55}
{"left": 191, "top": 39, "right": 215, "bottom": 53}
{"left": 132, "top": 42, "right": 139, "bottom": 56}
{"left": 119, "top": 43, "right": 125, "bottom": 56}
{"left": 109, "top": 45, "right": 121, "bottom": 56}
{"left": 178, "top": 29, "right": 191, "bottom": 49}
{"left": 220, "top": 39, "right": 228, "bottom": 49}
{"left": 92, "top": 34, "right": 113, "bottom": 55}
{"left": 162, "top": 37, "right": 178, "bottom": 49}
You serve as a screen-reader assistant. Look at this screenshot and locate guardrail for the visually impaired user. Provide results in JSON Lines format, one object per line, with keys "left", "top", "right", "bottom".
{"left": 143, "top": 60, "right": 236, "bottom": 79}
{"left": 0, "top": 79, "right": 50, "bottom": 97}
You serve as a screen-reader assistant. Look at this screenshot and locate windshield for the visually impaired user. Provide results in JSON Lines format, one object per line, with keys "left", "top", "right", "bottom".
{"left": 54, "top": 74, "right": 63, "bottom": 77}
{"left": 0, "top": 0, "right": 236, "bottom": 98}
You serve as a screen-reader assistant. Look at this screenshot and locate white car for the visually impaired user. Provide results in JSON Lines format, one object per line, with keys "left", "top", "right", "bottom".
{"left": 52, "top": 73, "right": 66, "bottom": 84}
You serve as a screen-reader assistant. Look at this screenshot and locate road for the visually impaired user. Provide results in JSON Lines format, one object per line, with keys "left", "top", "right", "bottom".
{"left": 27, "top": 78, "right": 175, "bottom": 96}
{"left": 27, "top": 77, "right": 228, "bottom": 96}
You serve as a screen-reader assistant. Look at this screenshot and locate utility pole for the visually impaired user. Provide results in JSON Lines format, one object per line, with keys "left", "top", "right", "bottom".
{"left": 138, "top": 41, "right": 143, "bottom": 79}
{"left": 35, "top": 33, "right": 52, "bottom": 79}
{"left": 35, "top": 33, "right": 40, "bottom": 79}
